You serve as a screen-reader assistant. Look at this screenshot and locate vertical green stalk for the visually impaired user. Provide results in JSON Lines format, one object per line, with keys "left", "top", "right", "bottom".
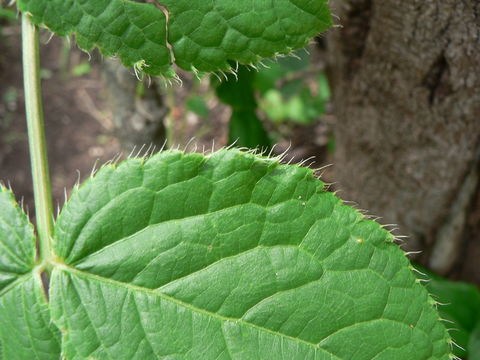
{"left": 22, "top": 14, "right": 54, "bottom": 267}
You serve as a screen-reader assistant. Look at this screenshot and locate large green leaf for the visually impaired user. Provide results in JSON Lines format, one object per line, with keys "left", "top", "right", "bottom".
{"left": 16, "top": 0, "right": 332, "bottom": 76}
{"left": 0, "top": 186, "right": 60, "bottom": 359}
{"left": 41, "top": 149, "right": 451, "bottom": 359}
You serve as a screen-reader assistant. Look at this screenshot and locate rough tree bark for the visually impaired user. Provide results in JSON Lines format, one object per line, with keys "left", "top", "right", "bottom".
{"left": 327, "top": 0, "right": 480, "bottom": 283}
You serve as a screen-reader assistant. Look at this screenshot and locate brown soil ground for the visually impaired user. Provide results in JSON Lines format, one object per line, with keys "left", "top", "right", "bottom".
{"left": 1, "top": 24, "right": 120, "bottom": 215}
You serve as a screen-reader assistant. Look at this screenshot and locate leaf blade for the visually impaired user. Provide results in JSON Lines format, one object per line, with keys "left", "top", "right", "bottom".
{"left": 52, "top": 150, "right": 452, "bottom": 359}
{"left": 17, "top": 0, "right": 172, "bottom": 76}
{"left": 0, "top": 186, "right": 61, "bottom": 359}
{"left": 17, "top": 0, "right": 332, "bottom": 76}
{"left": 163, "top": 0, "right": 332, "bottom": 72}
{"left": 0, "top": 186, "right": 36, "bottom": 285}
{"left": 0, "top": 274, "right": 61, "bottom": 360}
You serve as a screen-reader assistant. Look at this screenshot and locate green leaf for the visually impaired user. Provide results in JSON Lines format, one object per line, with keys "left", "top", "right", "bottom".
{"left": 71, "top": 61, "right": 92, "bottom": 77}
{"left": 253, "top": 49, "right": 310, "bottom": 96}
{"left": 470, "top": 324, "right": 480, "bottom": 360}
{"left": 419, "top": 267, "right": 480, "bottom": 358}
{"left": 0, "top": 8, "right": 17, "bottom": 21}
{"left": 164, "top": 0, "right": 331, "bottom": 73}
{"left": 217, "top": 66, "right": 272, "bottom": 150}
{"left": 0, "top": 186, "right": 60, "bottom": 359}
{"left": 17, "top": 0, "right": 173, "bottom": 76}
{"left": 254, "top": 52, "right": 330, "bottom": 125}
{"left": 0, "top": 187, "right": 36, "bottom": 286}
{"left": 186, "top": 96, "right": 209, "bottom": 118}
{"left": 229, "top": 110, "right": 271, "bottom": 149}
{"left": 215, "top": 65, "right": 258, "bottom": 110}
{"left": 45, "top": 149, "right": 451, "bottom": 359}
{"left": 16, "top": 0, "right": 332, "bottom": 76}
{"left": 215, "top": 65, "right": 271, "bottom": 149}
{"left": 260, "top": 89, "right": 286, "bottom": 122}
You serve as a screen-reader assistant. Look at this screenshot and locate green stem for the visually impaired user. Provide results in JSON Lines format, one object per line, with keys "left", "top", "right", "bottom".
{"left": 22, "top": 14, "right": 54, "bottom": 267}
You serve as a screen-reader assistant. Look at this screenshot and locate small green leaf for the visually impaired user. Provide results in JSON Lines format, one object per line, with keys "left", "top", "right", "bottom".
{"left": 71, "top": 61, "right": 92, "bottom": 77}
{"left": 0, "top": 186, "right": 60, "bottom": 359}
{"left": 17, "top": 0, "right": 332, "bottom": 76}
{"left": 215, "top": 65, "right": 271, "bottom": 149}
{"left": 47, "top": 149, "right": 451, "bottom": 359}
{"left": 255, "top": 52, "right": 330, "bottom": 125}
{"left": 215, "top": 65, "right": 257, "bottom": 110}
{"left": 186, "top": 96, "right": 209, "bottom": 118}
{"left": 228, "top": 110, "right": 271, "bottom": 149}
{"left": 0, "top": 8, "right": 17, "bottom": 21}
{"left": 470, "top": 323, "right": 480, "bottom": 360}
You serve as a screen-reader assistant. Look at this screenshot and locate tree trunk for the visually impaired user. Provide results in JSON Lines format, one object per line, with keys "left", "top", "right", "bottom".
{"left": 327, "top": 0, "right": 480, "bottom": 283}
{"left": 102, "top": 59, "right": 168, "bottom": 153}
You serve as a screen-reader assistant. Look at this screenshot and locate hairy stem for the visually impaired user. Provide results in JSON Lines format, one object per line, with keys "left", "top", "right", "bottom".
{"left": 22, "top": 14, "right": 54, "bottom": 267}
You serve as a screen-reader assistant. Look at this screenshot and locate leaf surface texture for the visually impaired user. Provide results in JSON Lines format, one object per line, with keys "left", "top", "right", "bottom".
{"left": 0, "top": 187, "right": 60, "bottom": 359}
{"left": 17, "top": 0, "right": 332, "bottom": 76}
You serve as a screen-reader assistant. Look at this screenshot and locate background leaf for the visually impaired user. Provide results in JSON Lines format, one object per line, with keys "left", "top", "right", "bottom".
{"left": 50, "top": 149, "right": 451, "bottom": 359}
{"left": 418, "top": 266, "right": 480, "bottom": 359}
{"left": 186, "top": 96, "right": 209, "bottom": 118}
{"left": 215, "top": 65, "right": 271, "bottom": 149}
{"left": 470, "top": 324, "right": 480, "bottom": 360}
